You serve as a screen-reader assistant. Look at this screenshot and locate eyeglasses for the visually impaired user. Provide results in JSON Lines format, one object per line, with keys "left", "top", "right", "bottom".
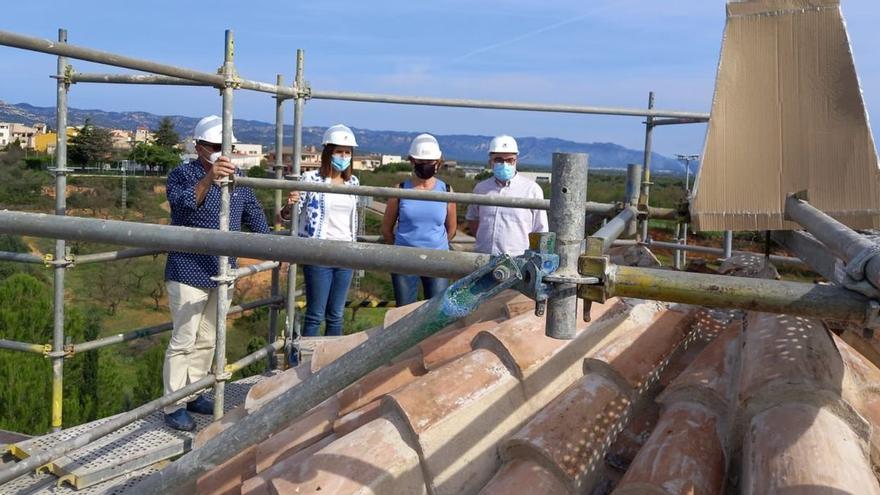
{"left": 198, "top": 141, "right": 222, "bottom": 152}
{"left": 492, "top": 157, "right": 516, "bottom": 165}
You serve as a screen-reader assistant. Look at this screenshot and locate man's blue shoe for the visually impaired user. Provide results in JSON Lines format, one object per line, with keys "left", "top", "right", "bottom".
{"left": 186, "top": 395, "right": 215, "bottom": 415}
{"left": 164, "top": 408, "right": 196, "bottom": 432}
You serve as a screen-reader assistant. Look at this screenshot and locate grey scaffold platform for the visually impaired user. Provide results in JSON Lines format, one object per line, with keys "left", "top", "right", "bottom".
{"left": 1, "top": 374, "right": 269, "bottom": 494}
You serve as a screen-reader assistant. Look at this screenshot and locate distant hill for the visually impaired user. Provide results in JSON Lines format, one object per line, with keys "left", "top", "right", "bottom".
{"left": 0, "top": 100, "right": 690, "bottom": 173}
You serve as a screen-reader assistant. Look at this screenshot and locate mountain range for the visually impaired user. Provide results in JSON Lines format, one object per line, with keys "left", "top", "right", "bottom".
{"left": 0, "top": 100, "right": 690, "bottom": 173}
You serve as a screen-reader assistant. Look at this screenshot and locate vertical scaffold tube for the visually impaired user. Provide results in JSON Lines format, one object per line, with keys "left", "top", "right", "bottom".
{"left": 285, "top": 49, "right": 305, "bottom": 364}
{"left": 212, "top": 29, "right": 235, "bottom": 420}
{"left": 51, "top": 27, "right": 69, "bottom": 432}
{"left": 546, "top": 152, "right": 588, "bottom": 339}
{"left": 267, "top": 74, "right": 285, "bottom": 370}
{"left": 639, "top": 91, "right": 655, "bottom": 242}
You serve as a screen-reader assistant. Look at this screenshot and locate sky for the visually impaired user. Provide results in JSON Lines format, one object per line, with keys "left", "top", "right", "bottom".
{"left": 1, "top": 0, "right": 879, "bottom": 156}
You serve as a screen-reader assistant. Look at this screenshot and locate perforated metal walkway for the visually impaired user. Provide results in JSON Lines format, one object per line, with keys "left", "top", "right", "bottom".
{"left": 1, "top": 373, "right": 270, "bottom": 494}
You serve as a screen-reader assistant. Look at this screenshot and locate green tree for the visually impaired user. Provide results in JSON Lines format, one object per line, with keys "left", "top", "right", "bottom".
{"left": 69, "top": 119, "right": 113, "bottom": 167}
{"left": 129, "top": 143, "right": 181, "bottom": 174}
{"left": 153, "top": 117, "right": 180, "bottom": 149}
{"left": 0, "top": 274, "right": 115, "bottom": 433}
{"left": 246, "top": 165, "right": 267, "bottom": 178}
{"left": 133, "top": 339, "right": 166, "bottom": 405}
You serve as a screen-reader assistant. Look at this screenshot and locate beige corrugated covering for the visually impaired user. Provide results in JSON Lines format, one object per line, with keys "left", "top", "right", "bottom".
{"left": 690, "top": 0, "right": 880, "bottom": 231}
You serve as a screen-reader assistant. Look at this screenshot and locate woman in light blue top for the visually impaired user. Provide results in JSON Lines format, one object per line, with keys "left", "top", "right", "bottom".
{"left": 381, "top": 134, "right": 457, "bottom": 306}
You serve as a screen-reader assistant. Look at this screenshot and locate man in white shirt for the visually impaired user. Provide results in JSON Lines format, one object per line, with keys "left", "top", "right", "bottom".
{"left": 466, "top": 135, "right": 549, "bottom": 256}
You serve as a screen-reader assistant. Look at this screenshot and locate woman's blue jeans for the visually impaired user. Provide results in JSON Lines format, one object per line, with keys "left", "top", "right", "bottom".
{"left": 302, "top": 265, "right": 353, "bottom": 336}
{"left": 391, "top": 274, "right": 449, "bottom": 307}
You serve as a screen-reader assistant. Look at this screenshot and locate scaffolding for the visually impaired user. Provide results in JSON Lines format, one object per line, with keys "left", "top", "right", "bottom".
{"left": 0, "top": 27, "right": 875, "bottom": 493}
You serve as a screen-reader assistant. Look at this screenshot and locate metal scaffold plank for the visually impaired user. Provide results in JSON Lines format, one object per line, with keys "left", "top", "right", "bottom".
{"left": 2, "top": 373, "right": 269, "bottom": 493}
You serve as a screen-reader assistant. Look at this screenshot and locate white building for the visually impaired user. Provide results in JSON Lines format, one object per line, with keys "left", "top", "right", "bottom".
{"left": 0, "top": 123, "right": 10, "bottom": 147}
{"left": 380, "top": 154, "right": 403, "bottom": 166}
{"left": 0, "top": 123, "right": 41, "bottom": 149}
{"left": 231, "top": 143, "right": 263, "bottom": 170}
{"left": 353, "top": 155, "right": 381, "bottom": 171}
{"left": 517, "top": 170, "right": 552, "bottom": 184}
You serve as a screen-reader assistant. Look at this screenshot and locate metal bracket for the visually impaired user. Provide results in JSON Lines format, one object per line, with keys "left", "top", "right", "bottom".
{"left": 296, "top": 81, "right": 312, "bottom": 100}
{"left": 512, "top": 232, "right": 559, "bottom": 316}
{"left": 42, "top": 253, "right": 55, "bottom": 268}
{"left": 845, "top": 244, "right": 880, "bottom": 282}
{"left": 216, "top": 370, "right": 233, "bottom": 381}
{"left": 210, "top": 274, "right": 236, "bottom": 285}
{"left": 577, "top": 255, "right": 612, "bottom": 303}
{"left": 42, "top": 344, "right": 53, "bottom": 357}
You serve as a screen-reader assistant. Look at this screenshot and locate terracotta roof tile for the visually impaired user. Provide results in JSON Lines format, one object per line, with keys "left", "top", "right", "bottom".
{"left": 310, "top": 330, "right": 375, "bottom": 373}
{"left": 332, "top": 400, "right": 383, "bottom": 438}
{"left": 737, "top": 313, "right": 844, "bottom": 409}
{"left": 584, "top": 305, "right": 693, "bottom": 393}
{"left": 615, "top": 402, "right": 726, "bottom": 495}
{"left": 197, "top": 445, "right": 256, "bottom": 495}
{"left": 472, "top": 299, "right": 631, "bottom": 403}
{"left": 241, "top": 433, "right": 339, "bottom": 495}
{"left": 479, "top": 458, "right": 571, "bottom": 495}
{"left": 743, "top": 403, "right": 880, "bottom": 494}
{"left": 382, "top": 300, "right": 427, "bottom": 328}
{"left": 248, "top": 417, "right": 427, "bottom": 495}
{"left": 658, "top": 320, "right": 743, "bottom": 414}
{"left": 383, "top": 349, "right": 528, "bottom": 495}
{"left": 502, "top": 372, "right": 632, "bottom": 491}
{"left": 244, "top": 363, "right": 312, "bottom": 413}
{"left": 254, "top": 395, "right": 340, "bottom": 474}
{"left": 472, "top": 300, "right": 619, "bottom": 380}
{"left": 336, "top": 356, "right": 426, "bottom": 416}
{"left": 418, "top": 319, "right": 502, "bottom": 371}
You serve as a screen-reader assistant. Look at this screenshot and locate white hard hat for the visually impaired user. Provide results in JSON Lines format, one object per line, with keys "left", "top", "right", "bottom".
{"left": 193, "top": 115, "right": 236, "bottom": 144}
{"left": 408, "top": 133, "right": 442, "bottom": 160}
{"left": 489, "top": 135, "right": 518, "bottom": 154}
{"left": 322, "top": 124, "right": 358, "bottom": 147}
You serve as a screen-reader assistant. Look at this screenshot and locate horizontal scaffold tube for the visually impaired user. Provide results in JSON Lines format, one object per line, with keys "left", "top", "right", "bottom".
{"left": 0, "top": 30, "right": 295, "bottom": 97}
{"left": 638, "top": 239, "right": 808, "bottom": 268}
{"left": 0, "top": 251, "right": 43, "bottom": 264}
{"left": 0, "top": 339, "right": 285, "bottom": 486}
{"left": 73, "top": 247, "right": 164, "bottom": 265}
{"left": 785, "top": 195, "right": 880, "bottom": 291}
{"left": 236, "top": 176, "right": 678, "bottom": 219}
{"left": 0, "top": 339, "right": 45, "bottom": 354}
{"left": 607, "top": 265, "right": 871, "bottom": 323}
{"left": 0, "top": 211, "right": 491, "bottom": 279}
{"left": 589, "top": 207, "right": 636, "bottom": 254}
{"left": 309, "top": 89, "right": 711, "bottom": 120}
{"left": 71, "top": 297, "right": 281, "bottom": 354}
{"left": 69, "top": 72, "right": 210, "bottom": 86}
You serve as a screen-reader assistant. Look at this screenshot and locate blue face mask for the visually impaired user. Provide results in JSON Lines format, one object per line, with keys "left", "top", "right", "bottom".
{"left": 331, "top": 155, "right": 351, "bottom": 171}
{"left": 493, "top": 163, "right": 515, "bottom": 181}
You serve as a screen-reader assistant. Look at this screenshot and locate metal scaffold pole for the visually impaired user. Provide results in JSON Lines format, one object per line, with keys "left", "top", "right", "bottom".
{"left": 546, "top": 152, "right": 589, "bottom": 339}
{"left": 50, "top": 27, "right": 70, "bottom": 433}
{"left": 286, "top": 48, "right": 305, "bottom": 365}
{"left": 212, "top": 29, "right": 235, "bottom": 421}
{"left": 639, "top": 91, "right": 655, "bottom": 242}
{"left": 268, "top": 73, "right": 285, "bottom": 370}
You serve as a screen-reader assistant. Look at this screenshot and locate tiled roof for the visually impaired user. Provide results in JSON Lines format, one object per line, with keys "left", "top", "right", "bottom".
{"left": 192, "top": 286, "right": 880, "bottom": 494}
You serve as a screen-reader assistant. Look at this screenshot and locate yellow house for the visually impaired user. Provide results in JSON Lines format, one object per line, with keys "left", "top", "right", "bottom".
{"left": 34, "top": 127, "right": 79, "bottom": 154}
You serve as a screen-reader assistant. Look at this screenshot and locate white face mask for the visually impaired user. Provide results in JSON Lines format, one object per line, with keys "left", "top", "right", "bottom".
{"left": 208, "top": 151, "right": 222, "bottom": 164}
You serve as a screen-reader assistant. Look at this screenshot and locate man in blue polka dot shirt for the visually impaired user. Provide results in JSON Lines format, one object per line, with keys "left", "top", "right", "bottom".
{"left": 162, "top": 115, "right": 270, "bottom": 431}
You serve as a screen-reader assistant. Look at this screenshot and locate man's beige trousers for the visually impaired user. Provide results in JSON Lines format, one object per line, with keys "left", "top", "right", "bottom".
{"left": 163, "top": 281, "right": 233, "bottom": 414}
